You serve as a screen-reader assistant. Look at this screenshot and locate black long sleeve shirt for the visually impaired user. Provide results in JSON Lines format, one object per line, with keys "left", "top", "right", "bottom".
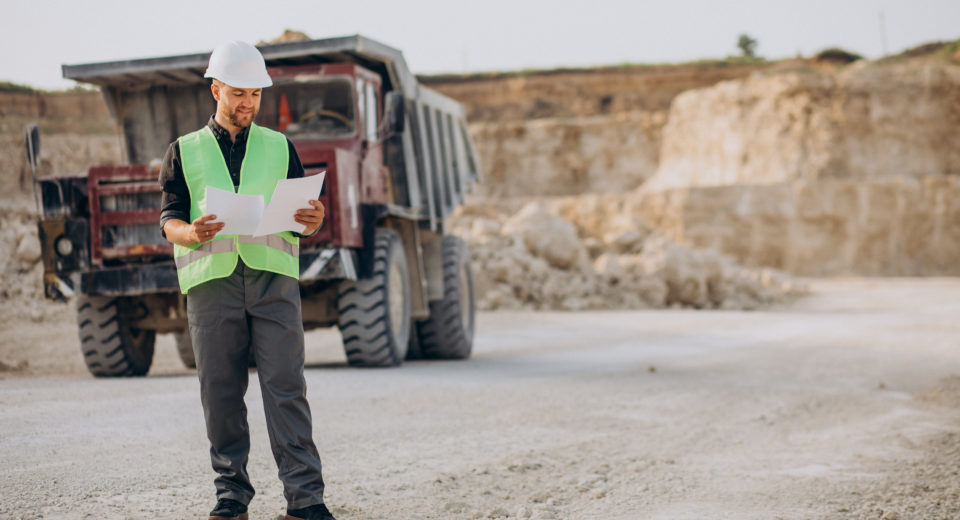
{"left": 158, "top": 116, "right": 306, "bottom": 237}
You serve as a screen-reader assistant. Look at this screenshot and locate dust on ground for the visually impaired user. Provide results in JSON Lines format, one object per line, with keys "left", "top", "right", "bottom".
{"left": 1, "top": 279, "right": 959, "bottom": 520}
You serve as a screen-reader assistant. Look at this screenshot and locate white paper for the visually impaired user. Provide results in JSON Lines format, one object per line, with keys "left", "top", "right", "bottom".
{"left": 205, "top": 186, "right": 264, "bottom": 236}
{"left": 253, "top": 173, "right": 326, "bottom": 236}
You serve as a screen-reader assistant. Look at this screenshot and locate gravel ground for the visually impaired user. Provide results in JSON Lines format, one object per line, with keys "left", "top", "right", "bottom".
{"left": 1, "top": 278, "right": 959, "bottom": 520}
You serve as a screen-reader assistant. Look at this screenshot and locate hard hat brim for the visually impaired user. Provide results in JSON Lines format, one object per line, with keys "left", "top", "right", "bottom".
{"left": 204, "top": 70, "right": 273, "bottom": 89}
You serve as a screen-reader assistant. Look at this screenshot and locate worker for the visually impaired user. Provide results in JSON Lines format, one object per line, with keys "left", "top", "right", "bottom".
{"left": 158, "top": 40, "right": 335, "bottom": 520}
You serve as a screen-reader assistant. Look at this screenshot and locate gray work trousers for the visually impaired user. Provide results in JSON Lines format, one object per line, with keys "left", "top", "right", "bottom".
{"left": 187, "top": 260, "right": 325, "bottom": 509}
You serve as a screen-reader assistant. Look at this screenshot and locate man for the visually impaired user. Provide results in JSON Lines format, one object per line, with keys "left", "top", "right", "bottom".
{"left": 158, "top": 40, "right": 335, "bottom": 520}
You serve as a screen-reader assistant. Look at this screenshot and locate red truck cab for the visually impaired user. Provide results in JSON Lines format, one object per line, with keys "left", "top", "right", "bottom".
{"left": 257, "top": 63, "right": 389, "bottom": 249}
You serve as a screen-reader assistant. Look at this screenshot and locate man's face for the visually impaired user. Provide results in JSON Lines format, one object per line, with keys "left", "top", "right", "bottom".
{"left": 212, "top": 81, "right": 261, "bottom": 129}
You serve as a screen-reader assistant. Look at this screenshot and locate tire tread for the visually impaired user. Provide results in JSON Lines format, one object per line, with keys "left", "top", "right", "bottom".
{"left": 76, "top": 296, "right": 155, "bottom": 377}
{"left": 416, "top": 235, "right": 475, "bottom": 360}
{"left": 336, "top": 229, "right": 410, "bottom": 367}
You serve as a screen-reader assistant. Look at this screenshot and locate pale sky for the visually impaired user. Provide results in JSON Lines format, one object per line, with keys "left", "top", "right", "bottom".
{"left": 2, "top": 0, "right": 958, "bottom": 90}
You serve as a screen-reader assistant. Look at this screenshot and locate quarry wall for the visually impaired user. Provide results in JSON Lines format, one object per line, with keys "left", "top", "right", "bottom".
{"left": 469, "top": 110, "right": 663, "bottom": 197}
{"left": 637, "top": 59, "right": 959, "bottom": 276}
{"left": 2, "top": 55, "right": 958, "bottom": 279}
{"left": 648, "top": 61, "right": 960, "bottom": 190}
{"left": 636, "top": 177, "right": 960, "bottom": 276}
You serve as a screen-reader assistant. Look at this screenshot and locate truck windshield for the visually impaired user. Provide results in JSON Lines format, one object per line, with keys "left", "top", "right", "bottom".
{"left": 260, "top": 75, "right": 356, "bottom": 139}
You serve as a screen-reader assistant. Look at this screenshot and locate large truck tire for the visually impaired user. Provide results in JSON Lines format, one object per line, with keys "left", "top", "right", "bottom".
{"left": 337, "top": 228, "right": 410, "bottom": 367}
{"left": 416, "top": 235, "right": 476, "bottom": 359}
{"left": 405, "top": 325, "right": 423, "bottom": 361}
{"left": 174, "top": 332, "right": 196, "bottom": 369}
{"left": 76, "top": 296, "right": 155, "bottom": 377}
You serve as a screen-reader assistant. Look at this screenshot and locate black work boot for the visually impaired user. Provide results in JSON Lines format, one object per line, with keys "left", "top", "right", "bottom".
{"left": 209, "top": 498, "right": 249, "bottom": 520}
{"left": 285, "top": 502, "right": 336, "bottom": 520}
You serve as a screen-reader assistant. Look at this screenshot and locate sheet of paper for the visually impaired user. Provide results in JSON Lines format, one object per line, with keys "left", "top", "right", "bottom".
{"left": 205, "top": 186, "right": 264, "bottom": 236}
{"left": 254, "top": 172, "right": 326, "bottom": 236}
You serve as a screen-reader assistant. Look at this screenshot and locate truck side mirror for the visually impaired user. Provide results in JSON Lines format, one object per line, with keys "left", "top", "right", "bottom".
{"left": 25, "top": 124, "right": 41, "bottom": 168}
{"left": 383, "top": 91, "right": 405, "bottom": 135}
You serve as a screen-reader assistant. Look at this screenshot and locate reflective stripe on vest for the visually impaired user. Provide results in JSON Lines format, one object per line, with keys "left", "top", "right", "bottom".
{"left": 173, "top": 123, "right": 299, "bottom": 294}
{"left": 174, "top": 235, "right": 299, "bottom": 269}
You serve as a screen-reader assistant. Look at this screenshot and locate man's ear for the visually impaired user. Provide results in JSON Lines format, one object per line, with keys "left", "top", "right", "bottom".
{"left": 210, "top": 82, "right": 220, "bottom": 102}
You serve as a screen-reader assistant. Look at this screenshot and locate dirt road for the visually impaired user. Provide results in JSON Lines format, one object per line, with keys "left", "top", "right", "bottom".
{"left": 1, "top": 278, "right": 959, "bottom": 520}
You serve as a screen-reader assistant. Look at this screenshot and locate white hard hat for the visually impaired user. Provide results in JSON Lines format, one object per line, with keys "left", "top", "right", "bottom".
{"left": 204, "top": 40, "right": 273, "bottom": 88}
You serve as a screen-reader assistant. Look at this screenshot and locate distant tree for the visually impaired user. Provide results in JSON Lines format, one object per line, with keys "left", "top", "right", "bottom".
{"left": 0, "top": 81, "right": 38, "bottom": 93}
{"left": 737, "top": 34, "right": 758, "bottom": 59}
{"left": 813, "top": 48, "right": 863, "bottom": 64}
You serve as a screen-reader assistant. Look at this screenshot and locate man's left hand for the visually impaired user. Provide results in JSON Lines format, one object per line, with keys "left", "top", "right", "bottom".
{"left": 295, "top": 200, "right": 325, "bottom": 236}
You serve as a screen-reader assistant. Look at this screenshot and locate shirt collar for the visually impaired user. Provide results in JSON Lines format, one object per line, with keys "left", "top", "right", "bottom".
{"left": 206, "top": 116, "right": 250, "bottom": 144}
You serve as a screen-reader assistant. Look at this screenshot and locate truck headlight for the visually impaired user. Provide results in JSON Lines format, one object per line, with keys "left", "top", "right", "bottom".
{"left": 55, "top": 236, "right": 74, "bottom": 257}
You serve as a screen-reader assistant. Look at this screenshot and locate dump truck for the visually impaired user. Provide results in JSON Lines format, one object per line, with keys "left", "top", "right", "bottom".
{"left": 34, "top": 35, "right": 480, "bottom": 376}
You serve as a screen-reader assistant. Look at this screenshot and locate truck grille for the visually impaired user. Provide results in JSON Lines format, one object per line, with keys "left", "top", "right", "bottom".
{"left": 102, "top": 223, "right": 166, "bottom": 249}
{"left": 88, "top": 165, "right": 172, "bottom": 264}
{"left": 100, "top": 192, "right": 162, "bottom": 212}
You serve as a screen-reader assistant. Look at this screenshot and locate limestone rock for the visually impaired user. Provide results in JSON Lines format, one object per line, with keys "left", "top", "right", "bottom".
{"left": 469, "top": 111, "right": 663, "bottom": 198}
{"left": 648, "top": 61, "right": 960, "bottom": 191}
{"left": 449, "top": 202, "right": 806, "bottom": 312}
{"left": 604, "top": 228, "right": 646, "bottom": 254}
{"left": 594, "top": 254, "right": 624, "bottom": 282}
{"left": 635, "top": 276, "right": 669, "bottom": 307}
{"left": 503, "top": 203, "right": 583, "bottom": 270}
{"left": 16, "top": 232, "right": 41, "bottom": 265}
{"left": 635, "top": 177, "right": 960, "bottom": 276}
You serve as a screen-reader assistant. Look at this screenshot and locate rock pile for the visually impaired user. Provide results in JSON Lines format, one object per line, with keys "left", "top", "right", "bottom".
{"left": 0, "top": 194, "right": 807, "bottom": 327}
{"left": 0, "top": 202, "right": 61, "bottom": 323}
{"left": 449, "top": 199, "right": 807, "bottom": 311}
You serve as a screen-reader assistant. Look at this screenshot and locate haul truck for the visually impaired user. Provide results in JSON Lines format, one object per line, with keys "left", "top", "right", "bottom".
{"left": 34, "top": 35, "right": 480, "bottom": 376}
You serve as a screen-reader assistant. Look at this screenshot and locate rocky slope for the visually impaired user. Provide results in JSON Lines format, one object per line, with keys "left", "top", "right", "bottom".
{"left": 0, "top": 58, "right": 809, "bottom": 318}
{"left": 420, "top": 62, "right": 767, "bottom": 123}
{"left": 648, "top": 60, "right": 960, "bottom": 190}
{"left": 637, "top": 177, "right": 960, "bottom": 276}
{"left": 468, "top": 110, "right": 664, "bottom": 198}
{"left": 636, "top": 49, "right": 960, "bottom": 275}
{"left": 4, "top": 46, "right": 958, "bottom": 320}
{"left": 423, "top": 62, "right": 766, "bottom": 197}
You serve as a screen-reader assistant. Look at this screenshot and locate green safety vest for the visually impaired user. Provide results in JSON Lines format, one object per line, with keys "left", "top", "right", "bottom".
{"left": 173, "top": 123, "right": 299, "bottom": 294}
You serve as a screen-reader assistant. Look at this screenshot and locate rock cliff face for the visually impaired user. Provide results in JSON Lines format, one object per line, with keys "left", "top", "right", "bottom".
{"left": 0, "top": 87, "right": 120, "bottom": 199}
{"left": 0, "top": 134, "right": 122, "bottom": 200}
{"left": 635, "top": 57, "right": 960, "bottom": 275}
{"left": 424, "top": 63, "right": 765, "bottom": 197}
{"left": 469, "top": 111, "right": 663, "bottom": 198}
{"left": 636, "top": 177, "right": 960, "bottom": 276}
{"left": 421, "top": 63, "right": 767, "bottom": 123}
{"left": 648, "top": 61, "right": 960, "bottom": 190}
{"left": 0, "top": 90, "right": 112, "bottom": 130}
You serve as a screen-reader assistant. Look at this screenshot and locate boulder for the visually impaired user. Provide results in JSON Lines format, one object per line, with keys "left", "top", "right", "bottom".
{"left": 15, "top": 229, "right": 41, "bottom": 265}
{"left": 503, "top": 203, "right": 583, "bottom": 269}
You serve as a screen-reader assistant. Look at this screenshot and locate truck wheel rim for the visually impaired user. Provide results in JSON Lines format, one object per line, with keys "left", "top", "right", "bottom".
{"left": 459, "top": 263, "right": 471, "bottom": 334}
{"left": 389, "top": 259, "right": 405, "bottom": 340}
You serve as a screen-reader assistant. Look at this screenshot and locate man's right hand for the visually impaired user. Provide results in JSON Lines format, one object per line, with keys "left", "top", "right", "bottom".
{"left": 162, "top": 215, "right": 224, "bottom": 247}
{"left": 189, "top": 214, "right": 225, "bottom": 244}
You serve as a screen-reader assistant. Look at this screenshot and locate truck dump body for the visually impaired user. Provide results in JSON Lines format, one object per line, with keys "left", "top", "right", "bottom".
{"left": 63, "top": 34, "right": 480, "bottom": 229}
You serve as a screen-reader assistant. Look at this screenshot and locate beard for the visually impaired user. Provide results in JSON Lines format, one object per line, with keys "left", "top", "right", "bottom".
{"left": 223, "top": 105, "right": 258, "bottom": 128}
